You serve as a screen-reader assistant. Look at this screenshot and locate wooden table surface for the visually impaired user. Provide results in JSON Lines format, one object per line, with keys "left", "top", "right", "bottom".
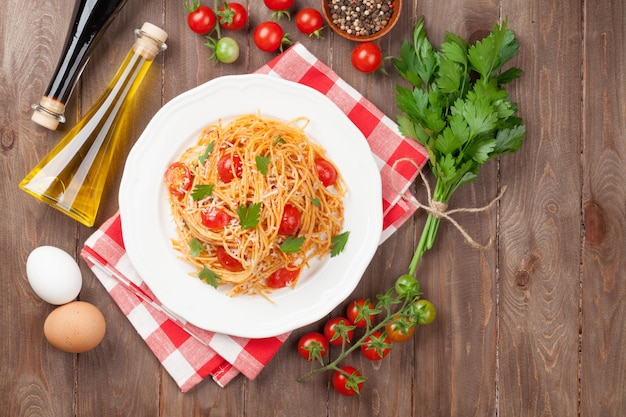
{"left": 2, "top": 0, "right": 625, "bottom": 416}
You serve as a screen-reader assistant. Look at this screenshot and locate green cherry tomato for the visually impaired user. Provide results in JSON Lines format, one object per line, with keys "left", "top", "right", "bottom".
{"left": 395, "top": 274, "right": 420, "bottom": 298}
{"left": 411, "top": 299, "right": 437, "bottom": 325}
{"left": 215, "top": 37, "right": 239, "bottom": 63}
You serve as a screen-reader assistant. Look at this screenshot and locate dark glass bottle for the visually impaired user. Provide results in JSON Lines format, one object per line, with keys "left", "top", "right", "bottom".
{"left": 31, "top": 0, "right": 129, "bottom": 130}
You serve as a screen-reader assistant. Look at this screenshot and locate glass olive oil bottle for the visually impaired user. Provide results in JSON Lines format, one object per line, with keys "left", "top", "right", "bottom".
{"left": 20, "top": 23, "right": 167, "bottom": 227}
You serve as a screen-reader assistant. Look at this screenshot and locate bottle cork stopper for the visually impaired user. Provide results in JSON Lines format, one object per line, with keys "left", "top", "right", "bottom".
{"left": 31, "top": 96, "right": 65, "bottom": 131}
{"left": 141, "top": 22, "right": 168, "bottom": 44}
{"left": 134, "top": 23, "right": 168, "bottom": 59}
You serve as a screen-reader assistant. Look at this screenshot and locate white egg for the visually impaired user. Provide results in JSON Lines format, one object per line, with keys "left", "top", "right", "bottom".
{"left": 26, "top": 246, "right": 82, "bottom": 305}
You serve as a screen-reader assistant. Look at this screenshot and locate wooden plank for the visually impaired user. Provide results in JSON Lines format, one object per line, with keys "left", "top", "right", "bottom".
{"left": 2, "top": 1, "right": 82, "bottom": 416}
{"left": 498, "top": 0, "right": 582, "bottom": 416}
{"left": 581, "top": 1, "right": 626, "bottom": 415}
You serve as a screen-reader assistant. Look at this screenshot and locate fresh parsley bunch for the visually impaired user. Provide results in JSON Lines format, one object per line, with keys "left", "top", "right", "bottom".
{"left": 393, "top": 17, "right": 526, "bottom": 274}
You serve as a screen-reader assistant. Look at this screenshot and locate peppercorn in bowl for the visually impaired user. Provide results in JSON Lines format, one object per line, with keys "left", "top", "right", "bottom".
{"left": 321, "top": 0, "right": 402, "bottom": 42}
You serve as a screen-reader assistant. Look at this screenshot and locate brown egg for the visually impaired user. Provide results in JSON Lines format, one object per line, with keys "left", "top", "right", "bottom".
{"left": 43, "top": 301, "right": 106, "bottom": 353}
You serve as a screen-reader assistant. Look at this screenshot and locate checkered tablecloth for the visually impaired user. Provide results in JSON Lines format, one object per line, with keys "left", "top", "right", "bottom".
{"left": 81, "top": 43, "right": 428, "bottom": 392}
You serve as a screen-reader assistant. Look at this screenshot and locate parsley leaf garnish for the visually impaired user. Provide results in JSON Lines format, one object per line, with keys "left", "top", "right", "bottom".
{"left": 191, "top": 184, "right": 214, "bottom": 201}
{"left": 280, "top": 236, "right": 305, "bottom": 253}
{"left": 392, "top": 16, "right": 526, "bottom": 274}
{"left": 256, "top": 155, "right": 271, "bottom": 176}
{"left": 273, "top": 135, "right": 286, "bottom": 145}
{"left": 198, "top": 141, "right": 214, "bottom": 164}
{"left": 331, "top": 231, "right": 350, "bottom": 257}
{"left": 236, "top": 202, "right": 261, "bottom": 230}
{"left": 198, "top": 266, "right": 220, "bottom": 288}
{"left": 189, "top": 238, "right": 205, "bottom": 258}
{"left": 310, "top": 197, "right": 320, "bottom": 207}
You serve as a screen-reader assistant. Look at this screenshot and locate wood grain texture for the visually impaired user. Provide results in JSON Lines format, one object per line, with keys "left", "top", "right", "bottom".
{"left": 581, "top": 1, "right": 626, "bottom": 416}
{"left": 2, "top": 0, "right": 625, "bottom": 416}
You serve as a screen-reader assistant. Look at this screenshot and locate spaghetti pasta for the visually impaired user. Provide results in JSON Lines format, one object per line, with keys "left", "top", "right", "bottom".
{"left": 164, "top": 114, "right": 347, "bottom": 297}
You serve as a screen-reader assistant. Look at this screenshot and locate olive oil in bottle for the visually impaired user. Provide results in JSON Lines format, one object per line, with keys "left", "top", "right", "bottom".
{"left": 20, "top": 23, "right": 167, "bottom": 227}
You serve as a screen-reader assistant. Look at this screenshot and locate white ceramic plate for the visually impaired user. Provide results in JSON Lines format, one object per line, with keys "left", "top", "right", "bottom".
{"left": 119, "top": 74, "right": 382, "bottom": 338}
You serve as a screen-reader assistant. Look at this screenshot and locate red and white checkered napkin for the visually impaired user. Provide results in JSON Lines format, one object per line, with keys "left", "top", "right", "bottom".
{"left": 81, "top": 42, "right": 428, "bottom": 393}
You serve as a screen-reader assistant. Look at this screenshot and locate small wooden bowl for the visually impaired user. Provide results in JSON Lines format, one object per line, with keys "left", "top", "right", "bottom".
{"left": 321, "top": 0, "right": 402, "bottom": 42}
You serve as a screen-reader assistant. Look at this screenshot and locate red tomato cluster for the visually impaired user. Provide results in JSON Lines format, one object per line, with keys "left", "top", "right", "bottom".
{"left": 297, "top": 294, "right": 436, "bottom": 396}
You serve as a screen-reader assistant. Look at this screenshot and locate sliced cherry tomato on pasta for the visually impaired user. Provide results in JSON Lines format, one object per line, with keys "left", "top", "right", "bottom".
{"left": 267, "top": 266, "right": 301, "bottom": 288}
{"left": 217, "top": 153, "right": 243, "bottom": 183}
{"left": 201, "top": 208, "right": 232, "bottom": 229}
{"left": 314, "top": 157, "right": 338, "bottom": 187}
{"left": 164, "top": 162, "right": 193, "bottom": 198}
{"left": 278, "top": 203, "right": 301, "bottom": 235}
{"left": 216, "top": 246, "right": 243, "bottom": 272}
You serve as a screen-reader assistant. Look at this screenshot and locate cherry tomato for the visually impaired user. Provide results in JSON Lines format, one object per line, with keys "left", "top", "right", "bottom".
{"left": 332, "top": 366, "right": 364, "bottom": 396}
{"left": 254, "top": 21, "right": 290, "bottom": 52}
{"left": 411, "top": 299, "right": 437, "bottom": 325}
{"left": 216, "top": 246, "right": 243, "bottom": 272}
{"left": 385, "top": 314, "right": 415, "bottom": 343}
{"left": 218, "top": 2, "right": 248, "bottom": 30}
{"left": 361, "top": 331, "right": 391, "bottom": 361}
{"left": 351, "top": 42, "right": 383, "bottom": 73}
{"left": 217, "top": 153, "right": 243, "bottom": 182}
{"left": 323, "top": 317, "right": 354, "bottom": 346}
{"left": 278, "top": 203, "right": 301, "bottom": 235}
{"left": 213, "top": 36, "right": 240, "bottom": 63}
{"left": 267, "top": 266, "right": 301, "bottom": 288}
{"left": 395, "top": 274, "right": 420, "bottom": 298}
{"left": 263, "top": 0, "right": 294, "bottom": 20}
{"left": 164, "top": 162, "right": 193, "bottom": 198}
{"left": 295, "top": 8, "right": 324, "bottom": 38}
{"left": 201, "top": 208, "right": 232, "bottom": 229}
{"left": 346, "top": 299, "right": 375, "bottom": 329}
{"left": 185, "top": 2, "right": 217, "bottom": 35}
{"left": 314, "top": 157, "right": 337, "bottom": 187}
{"left": 297, "top": 332, "right": 328, "bottom": 361}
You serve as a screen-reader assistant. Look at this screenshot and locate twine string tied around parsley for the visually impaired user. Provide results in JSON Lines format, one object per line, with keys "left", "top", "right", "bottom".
{"left": 393, "top": 157, "right": 507, "bottom": 250}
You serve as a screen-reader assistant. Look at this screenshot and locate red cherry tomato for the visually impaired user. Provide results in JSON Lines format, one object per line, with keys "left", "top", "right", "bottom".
{"left": 164, "top": 162, "right": 193, "bottom": 198}
{"left": 360, "top": 331, "right": 391, "bottom": 361}
{"left": 297, "top": 332, "right": 328, "bottom": 361}
{"left": 201, "top": 208, "right": 232, "bottom": 229}
{"left": 216, "top": 246, "right": 243, "bottom": 272}
{"left": 267, "top": 266, "right": 301, "bottom": 288}
{"left": 254, "top": 21, "right": 289, "bottom": 52}
{"left": 295, "top": 8, "right": 324, "bottom": 37}
{"left": 218, "top": 2, "right": 248, "bottom": 30}
{"left": 314, "top": 157, "right": 338, "bottom": 187}
{"left": 346, "top": 299, "right": 375, "bottom": 329}
{"left": 278, "top": 203, "right": 301, "bottom": 235}
{"left": 217, "top": 153, "right": 243, "bottom": 183}
{"left": 185, "top": 2, "right": 217, "bottom": 35}
{"left": 332, "top": 366, "right": 364, "bottom": 396}
{"left": 351, "top": 42, "right": 383, "bottom": 73}
{"left": 263, "top": 0, "right": 294, "bottom": 20}
{"left": 323, "top": 317, "right": 354, "bottom": 346}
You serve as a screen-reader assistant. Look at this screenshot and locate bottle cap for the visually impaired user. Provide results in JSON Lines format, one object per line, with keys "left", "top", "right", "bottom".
{"left": 141, "top": 22, "right": 168, "bottom": 44}
{"left": 134, "top": 23, "right": 168, "bottom": 59}
{"left": 31, "top": 97, "right": 65, "bottom": 131}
